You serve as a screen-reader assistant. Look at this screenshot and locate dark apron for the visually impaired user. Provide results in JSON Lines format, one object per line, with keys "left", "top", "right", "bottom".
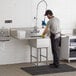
{"left": 50, "top": 32, "right": 61, "bottom": 47}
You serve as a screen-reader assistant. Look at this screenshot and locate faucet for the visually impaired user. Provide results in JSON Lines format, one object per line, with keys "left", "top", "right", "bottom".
{"left": 31, "top": 26, "right": 39, "bottom": 33}
{"left": 35, "top": 0, "right": 47, "bottom": 27}
{"left": 32, "top": 0, "right": 47, "bottom": 33}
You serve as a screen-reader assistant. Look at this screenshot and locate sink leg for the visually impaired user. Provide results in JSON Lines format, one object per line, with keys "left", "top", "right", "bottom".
{"left": 30, "top": 46, "right": 32, "bottom": 63}
{"left": 46, "top": 47, "right": 48, "bottom": 64}
{"left": 40, "top": 48, "right": 41, "bottom": 62}
{"left": 37, "top": 48, "right": 39, "bottom": 66}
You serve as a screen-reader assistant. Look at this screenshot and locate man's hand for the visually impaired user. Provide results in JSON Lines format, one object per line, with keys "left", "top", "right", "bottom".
{"left": 41, "top": 34, "right": 45, "bottom": 38}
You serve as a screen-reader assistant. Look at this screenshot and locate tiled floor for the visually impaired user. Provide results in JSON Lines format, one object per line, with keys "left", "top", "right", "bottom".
{"left": 0, "top": 61, "right": 76, "bottom": 76}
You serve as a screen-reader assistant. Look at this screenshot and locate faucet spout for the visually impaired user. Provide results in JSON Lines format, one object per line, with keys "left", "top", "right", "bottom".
{"left": 36, "top": 0, "right": 48, "bottom": 26}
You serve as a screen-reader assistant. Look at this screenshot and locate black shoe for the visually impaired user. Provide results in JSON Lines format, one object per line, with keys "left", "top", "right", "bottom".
{"left": 54, "top": 64, "right": 59, "bottom": 68}
{"left": 49, "top": 64, "right": 55, "bottom": 68}
{"left": 49, "top": 63, "right": 54, "bottom": 66}
{"left": 49, "top": 64, "right": 59, "bottom": 68}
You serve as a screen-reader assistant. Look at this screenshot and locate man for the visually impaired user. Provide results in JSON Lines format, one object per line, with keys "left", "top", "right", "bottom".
{"left": 42, "top": 10, "right": 61, "bottom": 68}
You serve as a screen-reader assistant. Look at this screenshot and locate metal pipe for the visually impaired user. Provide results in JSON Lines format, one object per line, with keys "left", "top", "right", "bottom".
{"left": 36, "top": 0, "right": 48, "bottom": 26}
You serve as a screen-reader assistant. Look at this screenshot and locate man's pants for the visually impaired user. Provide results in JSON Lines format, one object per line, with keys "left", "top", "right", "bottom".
{"left": 50, "top": 33, "right": 61, "bottom": 66}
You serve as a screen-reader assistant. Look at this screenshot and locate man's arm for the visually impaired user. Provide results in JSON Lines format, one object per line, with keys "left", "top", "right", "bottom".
{"left": 42, "top": 26, "right": 48, "bottom": 35}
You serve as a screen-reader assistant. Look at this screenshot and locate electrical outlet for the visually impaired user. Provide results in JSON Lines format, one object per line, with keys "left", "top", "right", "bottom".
{"left": 5, "top": 20, "right": 12, "bottom": 23}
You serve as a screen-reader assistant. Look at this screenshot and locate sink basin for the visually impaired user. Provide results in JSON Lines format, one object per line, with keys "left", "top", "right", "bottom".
{"left": 29, "top": 38, "right": 50, "bottom": 48}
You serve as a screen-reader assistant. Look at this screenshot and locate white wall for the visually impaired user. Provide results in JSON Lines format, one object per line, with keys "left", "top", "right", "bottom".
{"left": 0, "top": 38, "right": 30, "bottom": 64}
{"left": 0, "top": 0, "right": 32, "bottom": 28}
{"left": 0, "top": 0, "right": 76, "bottom": 65}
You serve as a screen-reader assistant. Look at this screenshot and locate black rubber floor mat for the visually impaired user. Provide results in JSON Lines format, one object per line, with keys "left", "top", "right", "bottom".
{"left": 21, "top": 64, "right": 76, "bottom": 75}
